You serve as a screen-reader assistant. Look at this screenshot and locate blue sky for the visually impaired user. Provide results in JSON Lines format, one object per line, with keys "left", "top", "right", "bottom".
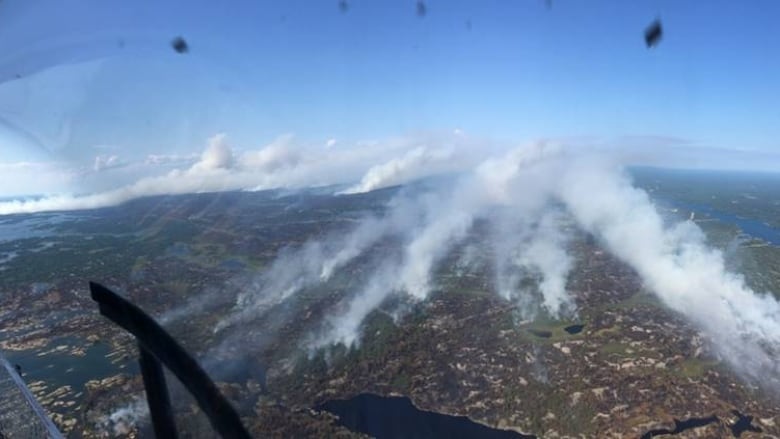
{"left": 0, "top": 0, "right": 779, "bottom": 195}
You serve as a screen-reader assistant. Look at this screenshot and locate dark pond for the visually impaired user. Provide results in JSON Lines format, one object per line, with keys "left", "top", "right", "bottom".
{"left": 640, "top": 411, "right": 762, "bottom": 438}
{"left": 730, "top": 410, "right": 762, "bottom": 437}
{"left": 563, "top": 324, "right": 584, "bottom": 335}
{"left": 640, "top": 415, "right": 718, "bottom": 438}
{"left": 318, "top": 393, "right": 536, "bottom": 439}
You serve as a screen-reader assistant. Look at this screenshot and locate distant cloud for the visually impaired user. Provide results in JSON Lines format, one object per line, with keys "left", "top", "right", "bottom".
{"left": 1, "top": 131, "right": 779, "bottom": 214}
{"left": 0, "top": 132, "right": 474, "bottom": 214}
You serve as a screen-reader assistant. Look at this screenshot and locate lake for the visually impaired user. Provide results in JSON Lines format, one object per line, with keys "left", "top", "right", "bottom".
{"left": 318, "top": 393, "right": 536, "bottom": 439}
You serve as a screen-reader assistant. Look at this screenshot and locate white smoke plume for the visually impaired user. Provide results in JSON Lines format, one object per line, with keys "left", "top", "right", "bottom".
{"left": 191, "top": 133, "right": 234, "bottom": 172}
{"left": 491, "top": 209, "right": 574, "bottom": 316}
{"left": 323, "top": 263, "right": 402, "bottom": 347}
{"left": 219, "top": 142, "right": 578, "bottom": 350}
{"left": 311, "top": 142, "right": 575, "bottom": 346}
{"left": 341, "top": 146, "right": 455, "bottom": 195}
{"left": 100, "top": 396, "right": 148, "bottom": 436}
{"left": 216, "top": 194, "right": 425, "bottom": 332}
{"left": 557, "top": 159, "right": 780, "bottom": 383}
{"left": 213, "top": 139, "right": 780, "bottom": 388}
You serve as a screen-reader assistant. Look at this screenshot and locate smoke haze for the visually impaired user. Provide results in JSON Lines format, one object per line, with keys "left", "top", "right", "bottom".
{"left": 212, "top": 139, "right": 780, "bottom": 388}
